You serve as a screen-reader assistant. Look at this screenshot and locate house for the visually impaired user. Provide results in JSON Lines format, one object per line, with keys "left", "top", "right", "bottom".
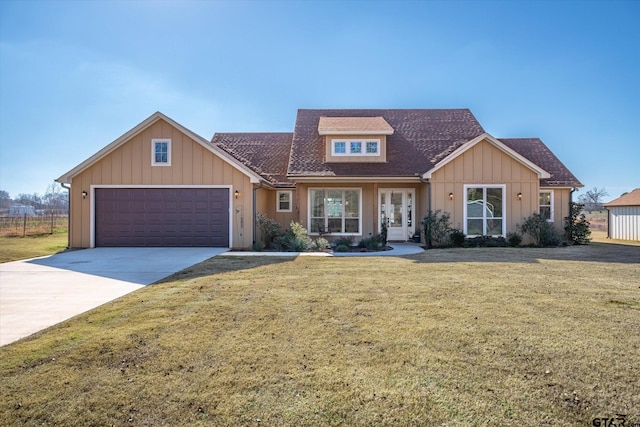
{"left": 604, "top": 188, "right": 640, "bottom": 241}
{"left": 56, "top": 109, "right": 582, "bottom": 248}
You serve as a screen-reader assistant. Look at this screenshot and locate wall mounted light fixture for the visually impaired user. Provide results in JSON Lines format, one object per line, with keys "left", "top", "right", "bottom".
{"left": 449, "top": 192, "right": 454, "bottom": 200}
{"left": 82, "top": 191, "right": 88, "bottom": 199}
{"left": 234, "top": 190, "right": 239, "bottom": 199}
{"left": 517, "top": 192, "right": 522, "bottom": 200}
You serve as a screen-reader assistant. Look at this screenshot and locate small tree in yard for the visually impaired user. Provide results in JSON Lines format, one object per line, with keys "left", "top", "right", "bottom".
{"left": 422, "top": 210, "right": 453, "bottom": 248}
{"left": 564, "top": 202, "right": 591, "bottom": 245}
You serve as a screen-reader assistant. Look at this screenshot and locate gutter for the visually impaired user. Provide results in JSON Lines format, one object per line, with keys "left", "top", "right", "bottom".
{"left": 253, "top": 180, "right": 265, "bottom": 245}
{"left": 59, "top": 182, "right": 71, "bottom": 248}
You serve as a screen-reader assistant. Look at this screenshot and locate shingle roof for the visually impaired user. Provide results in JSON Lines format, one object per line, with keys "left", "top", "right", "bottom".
{"left": 289, "top": 109, "right": 485, "bottom": 177}
{"left": 604, "top": 188, "right": 640, "bottom": 207}
{"left": 499, "top": 138, "right": 583, "bottom": 187}
{"left": 318, "top": 116, "right": 394, "bottom": 135}
{"left": 211, "top": 132, "right": 294, "bottom": 186}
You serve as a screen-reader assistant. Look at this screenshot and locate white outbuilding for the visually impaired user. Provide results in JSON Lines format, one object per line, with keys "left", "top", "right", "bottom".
{"left": 604, "top": 188, "right": 640, "bottom": 241}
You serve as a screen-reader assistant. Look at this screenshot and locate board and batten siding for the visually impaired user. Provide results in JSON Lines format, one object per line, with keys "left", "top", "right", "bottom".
{"left": 429, "top": 138, "right": 540, "bottom": 234}
{"left": 608, "top": 206, "right": 640, "bottom": 241}
{"left": 68, "top": 119, "right": 254, "bottom": 248}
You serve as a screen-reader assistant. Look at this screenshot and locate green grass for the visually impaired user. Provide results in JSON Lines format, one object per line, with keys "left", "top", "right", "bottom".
{"left": 0, "top": 232, "right": 68, "bottom": 263}
{"left": 1, "top": 244, "right": 639, "bottom": 426}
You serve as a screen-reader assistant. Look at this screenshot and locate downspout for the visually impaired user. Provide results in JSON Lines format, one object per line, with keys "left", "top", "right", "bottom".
{"left": 252, "top": 180, "right": 265, "bottom": 245}
{"left": 59, "top": 182, "right": 71, "bottom": 249}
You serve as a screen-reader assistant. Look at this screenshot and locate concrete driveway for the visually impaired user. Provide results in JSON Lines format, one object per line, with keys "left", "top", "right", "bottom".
{"left": 0, "top": 247, "right": 227, "bottom": 346}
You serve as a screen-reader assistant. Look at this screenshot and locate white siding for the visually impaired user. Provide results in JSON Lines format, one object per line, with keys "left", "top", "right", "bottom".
{"left": 609, "top": 206, "right": 640, "bottom": 241}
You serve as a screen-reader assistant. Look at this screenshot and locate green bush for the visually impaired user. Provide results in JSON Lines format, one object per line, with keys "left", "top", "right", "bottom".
{"left": 564, "top": 202, "right": 591, "bottom": 245}
{"left": 335, "top": 244, "right": 350, "bottom": 252}
{"left": 358, "top": 236, "right": 383, "bottom": 251}
{"left": 274, "top": 221, "right": 313, "bottom": 252}
{"left": 449, "top": 229, "right": 466, "bottom": 247}
{"left": 422, "top": 210, "right": 453, "bottom": 248}
{"left": 506, "top": 231, "right": 523, "bottom": 247}
{"left": 311, "top": 237, "right": 330, "bottom": 251}
{"left": 252, "top": 241, "right": 265, "bottom": 252}
{"left": 333, "top": 236, "right": 354, "bottom": 248}
{"left": 256, "top": 213, "right": 282, "bottom": 248}
{"left": 518, "top": 213, "right": 564, "bottom": 247}
{"left": 464, "top": 236, "right": 508, "bottom": 247}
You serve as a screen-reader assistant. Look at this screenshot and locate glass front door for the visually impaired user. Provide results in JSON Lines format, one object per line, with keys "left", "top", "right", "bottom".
{"left": 379, "top": 189, "right": 414, "bottom": 241}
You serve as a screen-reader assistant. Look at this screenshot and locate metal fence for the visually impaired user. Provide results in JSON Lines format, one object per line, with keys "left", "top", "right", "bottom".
{"left": 0, "top": 213, "right": 68, "bottom": 237}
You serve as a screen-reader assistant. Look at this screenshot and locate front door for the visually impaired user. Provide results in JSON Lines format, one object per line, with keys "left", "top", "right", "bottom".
{"left": 379, "top": 189, "right": 414, "bottom": 241}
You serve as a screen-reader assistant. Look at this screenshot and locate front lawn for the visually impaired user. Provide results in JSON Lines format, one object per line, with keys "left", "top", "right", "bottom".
{"left": 1, "top": 244, "right": 638, "bottom": 426}
{"left": 0, "top": 232, "right": 68, "bottom": 263}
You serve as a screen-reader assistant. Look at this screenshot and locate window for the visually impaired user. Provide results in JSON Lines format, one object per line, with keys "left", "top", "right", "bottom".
{"left": 152, "top": 139, "right": 171, "bottom": 166}
{"left": 332, "top": 139, "right": 380, "bottom": 156}
{"left": 464, "top": 185, "right": 506, "bottom": 236}
{"left": 309, "top": 189, "right": 361, "bottom": 234}
{"left": 539, "top": 190, "right": 554, "bottom": 222}
{"left": 277, "top": 190, "right": 292, "bottom": 212}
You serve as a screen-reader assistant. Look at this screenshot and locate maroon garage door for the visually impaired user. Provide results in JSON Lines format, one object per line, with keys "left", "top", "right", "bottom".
{"left": 95, "top": 188, "right": 229, "bottom": 247}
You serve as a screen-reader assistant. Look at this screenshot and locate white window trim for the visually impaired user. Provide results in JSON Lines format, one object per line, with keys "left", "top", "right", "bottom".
{"left": 308, "top": 188, "right": 363, "bottom": 235}
{"left": 463, "top": 184, "right": 507, "bottom": 237}
{"left": 539, "top": 189, "right": 555, "bottom": 222}
{"left": 331, "top": 139, "right": 380, "bottom": 156}
{"left": 151, "top": 139, "right": 172, "bottom": 166}
{"left": 276, "top": 190, "right": 293, "bottom": 212}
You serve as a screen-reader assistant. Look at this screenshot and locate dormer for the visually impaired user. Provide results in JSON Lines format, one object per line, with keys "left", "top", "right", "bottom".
{"left": 318, "top": 116, "right": 393, "bottom": 163}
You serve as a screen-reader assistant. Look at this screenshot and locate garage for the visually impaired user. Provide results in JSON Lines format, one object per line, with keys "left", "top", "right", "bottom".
{"left": 95, "top": 188, "right": 230, "bottom": 247}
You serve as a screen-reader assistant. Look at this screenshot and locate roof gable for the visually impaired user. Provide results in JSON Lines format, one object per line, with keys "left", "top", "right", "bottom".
{"left": 318, "top": 116, "right": 394, "bottom": 135}
{"left": 289, "top": 109, "right": 485, "bottom": 178}
{"left": 56, "top": 112, "right": 263, "bottom": 184}
{"left": 423, "top": 133, "right": 551, "bottom": 180}
{"left": 604, "top": 188, "right": 640, "bottom": 207}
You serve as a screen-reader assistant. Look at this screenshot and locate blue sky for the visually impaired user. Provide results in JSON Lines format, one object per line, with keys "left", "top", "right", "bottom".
{"left": 1, "top": 0, "right": 638, "bottom": 202}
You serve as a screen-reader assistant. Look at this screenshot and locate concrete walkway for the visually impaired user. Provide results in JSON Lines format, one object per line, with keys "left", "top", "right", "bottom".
{"left": 0, "top": 247, "right": 227, "bottom": 346}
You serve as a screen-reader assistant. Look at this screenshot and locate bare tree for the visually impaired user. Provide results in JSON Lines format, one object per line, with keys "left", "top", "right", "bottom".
{"left": 43, "top": 183, "right": 68, "bottom": 214}
{"left": 578, "top": 187, "right": 609, "bottom": 212}
{"left": 0, "top": 190, "right": 11, "bottom": 210}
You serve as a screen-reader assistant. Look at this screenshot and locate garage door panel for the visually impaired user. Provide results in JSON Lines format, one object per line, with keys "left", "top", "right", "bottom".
{"left": 96, "top": 188, "right": 229, "bottom": 247}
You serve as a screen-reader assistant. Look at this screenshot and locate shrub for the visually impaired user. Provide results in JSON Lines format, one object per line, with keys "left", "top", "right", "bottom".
{"left": 311, "top": 237, "right": 330, "bottom": 251}
{"left": 256, "top": 213, "right": 282, "bottom": 248}
{"left": 506, "top": 231, "right": 523, "bottom": 247}
{"left": 335, "top": 244, "right": 350, "bottom": 252}
{"left": 274, "top": 221, "right": 313, "bottom": 252}
{"left": 358, "top": 236, "right": 382, "bottom": 251}
{"left": 518, "top": 213, "right": 564, "bottom": 247}
{"left": 449, "top": 229, "right": 466, "bottom": 247}
{"left": 251, "top": 241, "right": 265, "bottom": 252}
{"left": 465, "top": 236, "right": 508, "bottom": 247}
{"left": 565, "top": 202, "right": 591, "bottom": 245}
{"left": 333, "top": 236, "right": 354, "bottom": 248}
{"left": 422, "top": 210, "right": 453, "bottom": 248}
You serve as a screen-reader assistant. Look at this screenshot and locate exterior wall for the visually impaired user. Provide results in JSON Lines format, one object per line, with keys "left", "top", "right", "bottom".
{"left": 608, "top": 206, "right": 640, "bottom": 241}
{"left": 68, "top": 119, "right": 254, "bottom": 248}
{"left": 254, "top": 188, "right": 298, "bottom": 243}
{"left": 295, "top": 182, "right": 422, "bottom": 243}
{"left": 429, "top": 139, "right": 540, "bottom": 234}
{"left": 546, "top": 187, "right": 572, "bottom": 231}
{"left": 324, "top": 135, "right": 387, "bottom": 163}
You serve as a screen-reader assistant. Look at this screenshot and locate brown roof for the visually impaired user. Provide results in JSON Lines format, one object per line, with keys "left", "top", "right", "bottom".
{"left": 289, "top": 109, "right": 485, "bottom": 177}
{"left": 211, "top": 132, "right": 294, "bottom": 186}
{"left": 604, "top": 188, "right": 640, "bottom": 207}
{"left": 499, "top": 138, "right": 583, "bottom": 187}
{"left": 318, "top": 116, "right": 394, "bottom": 135}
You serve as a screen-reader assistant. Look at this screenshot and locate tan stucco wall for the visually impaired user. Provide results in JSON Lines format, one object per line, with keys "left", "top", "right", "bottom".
{"left": 429, "top": 139, "right": 541, "bottom": 234}
{"left": 68, "top": 119, "right": 254, "bottom": 248}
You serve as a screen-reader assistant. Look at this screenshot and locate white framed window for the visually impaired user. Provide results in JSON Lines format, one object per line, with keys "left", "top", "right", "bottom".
{"left": 539, "top": 190, "right": 554, "bottom": 222}
{"left": 331, "top": 139, "right": 380, "bottom": 156}
{"left": 309, "top": 188, "right": 361, "bottom": 234}
{"left": 151, "top": 139, "right": 171, "bottom": 166}
{"left": 277, "top": 190, "right": 292, "bottom": 212}
{"left": 463, "top": 184, "right": 506, "bottom": 236}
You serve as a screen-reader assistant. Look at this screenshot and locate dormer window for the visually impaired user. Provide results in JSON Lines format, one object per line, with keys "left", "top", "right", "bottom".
{"left": 331, "top": 139, "right": 380, "bottom": 156}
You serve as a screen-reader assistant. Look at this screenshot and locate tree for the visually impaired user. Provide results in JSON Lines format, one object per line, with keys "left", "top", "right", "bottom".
{"left": 14, "top": 193, "right": 44, "bottom": 209}
{"left": 0, "top": 190, "right": 11, "bottom": 209}
{"left": 578, "top": 187, "right": 609, "bottom": 212}
{"left": 43, "top": 183, "right": 68, "bottom": 214}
